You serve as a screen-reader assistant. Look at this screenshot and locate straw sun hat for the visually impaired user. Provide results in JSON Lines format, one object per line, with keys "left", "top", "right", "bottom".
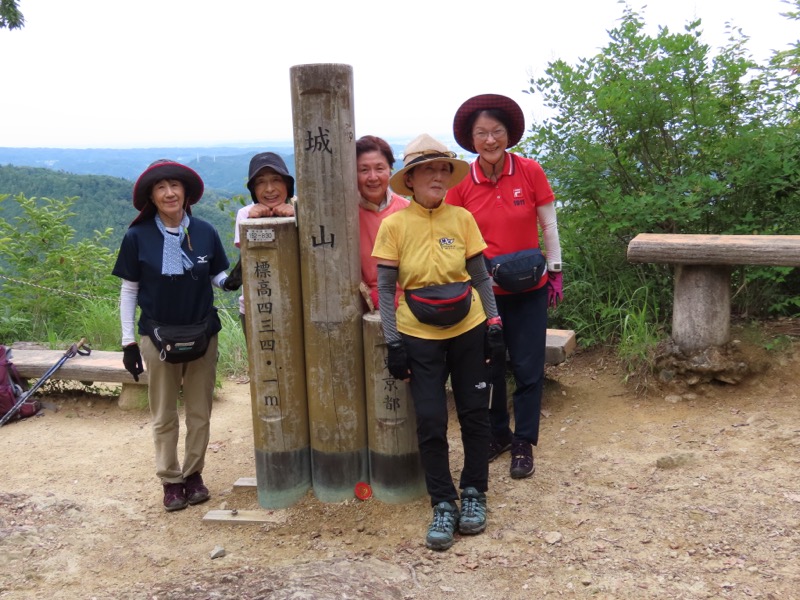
{"left": 389, "top": 134, "right": 469, "bottom": 196}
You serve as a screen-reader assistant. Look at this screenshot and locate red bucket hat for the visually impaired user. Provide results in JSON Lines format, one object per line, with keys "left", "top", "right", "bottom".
{"left": 452, "top": 94, "right": 525, "bottom": 154}
{"left": 130, "top": 159, "right": 204, "bottom": 226}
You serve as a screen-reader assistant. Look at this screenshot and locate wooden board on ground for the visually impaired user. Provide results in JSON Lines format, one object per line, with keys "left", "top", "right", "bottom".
{"left": 233, "top": 477, "right": 257, "bottom": 488}
{"left": 203, "top": 509, "right": 287, "bottom": 524}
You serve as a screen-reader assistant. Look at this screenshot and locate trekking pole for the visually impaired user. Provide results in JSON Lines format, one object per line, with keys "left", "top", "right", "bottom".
{"left": 0, "top": 338, "right": 91, "bottom": 427}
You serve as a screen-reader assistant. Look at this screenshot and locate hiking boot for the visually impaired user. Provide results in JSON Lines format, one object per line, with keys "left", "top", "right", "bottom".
{"left": 459, "top": 487, "right": 487, "bottom": 535}
{"left": 184, "top": 472, "right": 210, "bottom": 505}
{"left": 488, "top": 433, "right": 512, "bottom": 462}
{"left": 510, "top": 440, "right": 535, "bottom": 479}
{"left": 425, "top": 501, "right": 459, "bottom": 551}
{"left": 163, "top": 482, "right": 188, "bottom": 512}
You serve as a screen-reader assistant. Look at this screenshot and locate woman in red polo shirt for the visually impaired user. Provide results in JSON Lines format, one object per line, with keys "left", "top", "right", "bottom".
{"left": 446, "top": 94, "right": 564, "bottom": 481}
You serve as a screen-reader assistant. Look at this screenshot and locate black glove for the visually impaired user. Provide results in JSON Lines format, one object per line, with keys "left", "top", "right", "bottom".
{"left": 122, "top": 343, "right": 144, "bottom": 382}
{"left": 387, "top": 342, "right": 411, "bottom": 381}
{"left": 486, "top": 324, "right": 506, "bottom": 370}
{"left": 222, "top": 258, "right": 242, "bottom": 291}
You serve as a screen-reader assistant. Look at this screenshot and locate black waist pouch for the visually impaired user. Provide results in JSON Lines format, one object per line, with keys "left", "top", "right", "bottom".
{"left": 148, "top": 316, "right": 211, "bottom": 363}
{"left": 405, "top": 281, "right": 472, "bottom": 327}
{"left": 487, "top": 249, "right": 546, "bottom": 293}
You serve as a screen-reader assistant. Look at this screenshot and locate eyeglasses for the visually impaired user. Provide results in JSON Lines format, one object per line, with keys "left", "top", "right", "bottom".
{"left": 473, "top": 128, "right": 507, "bottom": 142}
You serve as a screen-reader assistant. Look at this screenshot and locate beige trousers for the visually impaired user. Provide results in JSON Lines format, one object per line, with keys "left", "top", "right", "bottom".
{"left": 140, "top": 335, "right": 218, "bottom": 484}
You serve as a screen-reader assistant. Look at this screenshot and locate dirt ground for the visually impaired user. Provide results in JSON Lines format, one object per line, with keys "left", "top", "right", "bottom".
{"left": 2, "top": 324, "right": 799, "bottom": 600}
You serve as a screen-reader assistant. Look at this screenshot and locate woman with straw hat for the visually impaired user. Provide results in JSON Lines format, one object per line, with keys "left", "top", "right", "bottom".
{"left": 447, "top": 94, "right": 564, "bottom": 481}
{"left": 113, "top": 159, "right": 238, "bottom": 512}
{"left": 372, "top": 133, "right": 505, "bottom": 551}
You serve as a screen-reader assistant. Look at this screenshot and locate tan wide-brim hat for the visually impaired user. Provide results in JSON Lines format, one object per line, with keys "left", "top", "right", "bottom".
{"left": 389, "top": 133, "right": 470, "bottom": 197}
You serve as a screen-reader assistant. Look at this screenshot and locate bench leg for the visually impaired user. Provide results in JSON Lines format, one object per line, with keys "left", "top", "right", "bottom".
{"left": 118, "top": 383, "right": 149, "bottom": 410}
{"left": 672, "top": 265, "right": 731, "bottom": 353}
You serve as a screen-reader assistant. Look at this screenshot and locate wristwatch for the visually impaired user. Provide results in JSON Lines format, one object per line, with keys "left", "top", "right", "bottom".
{"left": 550, "top": 263, "right": 562, "bottom": 272}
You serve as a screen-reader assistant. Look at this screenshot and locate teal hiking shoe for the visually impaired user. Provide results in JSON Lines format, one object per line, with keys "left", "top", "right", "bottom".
{"left": 459, "top": 487, "right": 487, "bottom": 534}
{"left": 426, "top": 501, "right": 459, "bottom": 551}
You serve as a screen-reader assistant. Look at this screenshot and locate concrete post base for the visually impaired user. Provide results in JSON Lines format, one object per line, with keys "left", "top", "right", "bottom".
{"left": 672, "top": 265, "right": 731, "bottom": 353}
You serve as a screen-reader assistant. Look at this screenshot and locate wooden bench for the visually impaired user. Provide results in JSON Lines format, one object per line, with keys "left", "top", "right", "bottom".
{"left": 8, "top": 346, "right": 148, "bottom": 409}
{"left": 627, "top": 234, "right": 800, "bottom": 353}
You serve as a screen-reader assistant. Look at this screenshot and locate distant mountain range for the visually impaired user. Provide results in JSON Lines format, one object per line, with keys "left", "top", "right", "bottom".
{"left": 0, "top": 145, "right": 298, "bottom": 196}
{"left": 0, "top": 142, "right": 414, "bottom": 252}
{"left": 0, "top": 141, "right": 419, "bottom": 197}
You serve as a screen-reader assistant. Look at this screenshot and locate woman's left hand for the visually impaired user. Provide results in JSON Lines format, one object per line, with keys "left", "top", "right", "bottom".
{"left": 547, "top": 272, "right": 563, "bottom": 307}
{"left": 485, "top": 323, "right": 505, "bottom": 367}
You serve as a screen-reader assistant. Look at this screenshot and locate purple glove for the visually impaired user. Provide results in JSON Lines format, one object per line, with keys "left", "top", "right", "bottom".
{"left": 547, "top": 271, "right": 563, "bottom": 308}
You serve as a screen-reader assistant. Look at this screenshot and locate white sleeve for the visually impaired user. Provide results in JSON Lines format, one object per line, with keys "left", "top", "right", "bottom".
{"left": 120, "top": 279, "right": 139, "bottom": 347}
{"left": 212, "top": 271, "right": 228, "bottom": 288}
{"left": 537, "top": 202, "right": 562, "bottom": 270}
{"left": 233, "top": 205, "right": 246, "bottom": 247}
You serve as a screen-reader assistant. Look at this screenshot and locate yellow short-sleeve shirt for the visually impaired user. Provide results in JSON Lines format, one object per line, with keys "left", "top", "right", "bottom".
{"left": 372, "top": 199, "right": 488, "bottom": 340}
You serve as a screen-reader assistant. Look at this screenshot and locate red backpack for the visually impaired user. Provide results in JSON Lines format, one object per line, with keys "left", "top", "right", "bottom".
{"left": 0, "top": 345, "right": 39, "bottom": 422}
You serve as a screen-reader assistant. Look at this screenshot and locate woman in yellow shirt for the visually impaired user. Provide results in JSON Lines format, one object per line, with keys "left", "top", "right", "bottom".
{"left": 372, "top": 134, "right": 504, "bottom": 551}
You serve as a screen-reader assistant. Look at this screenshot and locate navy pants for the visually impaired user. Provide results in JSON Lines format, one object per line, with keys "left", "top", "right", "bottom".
{"left": 403, "top": 323, "right": 490, "bottom": 505}
{"left": 491, "top": 285, "right": 548, "bottom": 446}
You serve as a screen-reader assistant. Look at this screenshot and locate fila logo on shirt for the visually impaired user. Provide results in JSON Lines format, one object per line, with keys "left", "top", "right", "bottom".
{"left": 513, "top": 188, "right": 525, "bottom": 206}
{"left": 438, "top": 237, "right": 456, "bottom": 250}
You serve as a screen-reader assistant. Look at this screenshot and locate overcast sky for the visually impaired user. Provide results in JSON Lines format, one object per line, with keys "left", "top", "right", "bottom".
{"left": 1, "top": 0, "right": 796, "bottom": 149}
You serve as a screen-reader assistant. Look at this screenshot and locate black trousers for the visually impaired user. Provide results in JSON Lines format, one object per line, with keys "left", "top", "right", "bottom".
{"left": 403, "top": 322, "right": 490, "bottom": 505}
{"left": 490, "top": 284, "right": 548, "bottom": 445}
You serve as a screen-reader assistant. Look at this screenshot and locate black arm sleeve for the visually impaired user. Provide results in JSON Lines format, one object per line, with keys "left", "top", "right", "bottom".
{"left": 466, "top": 253, "right": 498, "bottom": 320}
{"left": 377, "top": 264, "right": 402, "bottom": 345}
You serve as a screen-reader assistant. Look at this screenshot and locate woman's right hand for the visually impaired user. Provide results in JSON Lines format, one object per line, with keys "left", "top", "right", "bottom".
{"left": 122, "top": 343, "right": 144, "bottom": 382}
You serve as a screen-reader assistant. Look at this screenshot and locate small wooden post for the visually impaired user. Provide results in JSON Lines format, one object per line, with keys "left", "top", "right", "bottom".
{"left": 240, "top": 216, "right": 310, "bottom": 509}
{"left": 290, "top": 63, "right": 368, "bottom": 502}
{"left": 362, "top": 313, "right": 426, "bottom": 504}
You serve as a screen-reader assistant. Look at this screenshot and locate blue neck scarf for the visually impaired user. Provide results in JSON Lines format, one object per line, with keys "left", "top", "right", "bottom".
{"left": 155, "top": 213, "right": 194, "bottom": 275}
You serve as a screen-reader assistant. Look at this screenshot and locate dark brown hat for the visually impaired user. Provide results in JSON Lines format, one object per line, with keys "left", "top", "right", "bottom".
{"left": 452, "top": 94, "right": 525, "bottom": 154}
{"left": 130, "top": 159, "right": 204, "bottom": 226}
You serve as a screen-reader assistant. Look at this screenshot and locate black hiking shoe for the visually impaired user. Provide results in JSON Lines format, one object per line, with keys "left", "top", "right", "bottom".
{"left": 488, "top": 432, "right": 513, "bottom": 462}
{"left": 510, "top": 440, "right": 535, "bottom": 479}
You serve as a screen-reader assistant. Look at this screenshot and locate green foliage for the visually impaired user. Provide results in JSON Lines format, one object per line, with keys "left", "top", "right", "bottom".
{"left": 0, "top": 192, "right": 248, "bottom": 380}
{"left": 0, "top": 193, "right": 119, "bottom": 343}
{"left": 215, "top": 308, "right": 248, "bottom": 379}
{"left": 522, "top": 3, "right": 800, "bottom": 351}
{"left": 0, "top": 0, "right": 23, "bottom": 29}
{"left": 0, "top": 165, "right": 237, "bottom": 252}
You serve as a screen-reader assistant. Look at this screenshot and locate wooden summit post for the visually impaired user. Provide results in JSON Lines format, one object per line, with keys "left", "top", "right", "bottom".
{"left": 240, "top": 217, "right": 310, "bottom": 509}
{"left": 362, "top": 313, "right": 426, "bottom": 503}
{"left": 290, "top": 63, "right": 368, "bottom": 502}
